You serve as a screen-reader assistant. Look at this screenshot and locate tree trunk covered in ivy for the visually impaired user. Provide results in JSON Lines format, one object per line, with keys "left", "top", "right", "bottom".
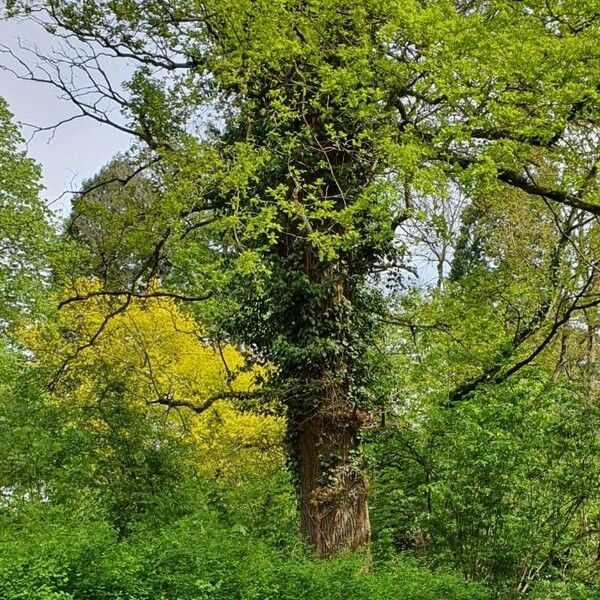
{"left": 295, "top": 390, "right": 371, "bottom": 555}
{"left": 281, "top": 271, "right": 375, "bottom": 556}
{"left": 226, "top": 8, "right": 395, "bottom": 554}
{"left": 264, "top": 243, "right": 378, "bottom": 557}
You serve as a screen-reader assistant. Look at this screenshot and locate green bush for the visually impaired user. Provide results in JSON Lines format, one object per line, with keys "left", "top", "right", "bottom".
{"left": 0, "top": 500, "right": 488, "bottom": 600}
{"left": 528, "top": 581, "right": 600, "bottom": 600}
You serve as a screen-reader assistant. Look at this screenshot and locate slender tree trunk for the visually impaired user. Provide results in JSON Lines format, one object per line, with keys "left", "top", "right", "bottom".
{"left": 584, "top": 308, "right": 598, "bottom": 395}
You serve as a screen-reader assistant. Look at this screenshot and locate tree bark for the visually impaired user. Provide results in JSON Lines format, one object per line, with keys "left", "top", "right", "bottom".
{"left": 293, "top": 384, "right": 371, "bottom": 556}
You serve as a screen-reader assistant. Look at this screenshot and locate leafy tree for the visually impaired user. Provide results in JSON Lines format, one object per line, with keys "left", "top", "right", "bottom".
{"left": 4, "top": 0, "right": 600, "bottom": 557}
{"left": 0, "top": 96, "right": 52, "bottom": 332}
{"left": 0, "top": 302, "right": 486, "bottom": 600}
{"left": 64, "top": 156, "right": 163, "bottom": 288}
{"left": 370, "top": 188, "right": 600, "bottom": 593}
{"left": 21, "top": 283, "right": 284, "bottom": 491}
{"left": 370, "top": 373, "right": 600, "bottom": 593}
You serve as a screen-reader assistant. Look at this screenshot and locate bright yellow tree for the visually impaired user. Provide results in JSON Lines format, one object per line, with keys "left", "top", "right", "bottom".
{"left": 23, "top": 281, "right": 284, "bottom": 480}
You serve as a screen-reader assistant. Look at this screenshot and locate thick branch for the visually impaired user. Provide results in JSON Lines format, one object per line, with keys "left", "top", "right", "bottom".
{"left": 149, "top": 390, "right": 260, "bottom": 414}
{"left": 448, "top": 267, "right": 600, "bottom": 403}
{"left": 57, "top": 289, "right": 211, "bottom": 309}
{"left": 445, "top": 150, "right": 600, "bottom": 216}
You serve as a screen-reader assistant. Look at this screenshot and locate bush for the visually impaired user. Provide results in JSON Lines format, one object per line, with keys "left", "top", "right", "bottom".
{"left": 528, "top": 581, "right": 600, "bottom": 600}
{"left": 0, "top": 500, "right": 488, "bottom": 600}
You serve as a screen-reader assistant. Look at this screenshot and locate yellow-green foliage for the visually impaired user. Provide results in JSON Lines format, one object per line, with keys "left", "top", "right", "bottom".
{"left": 24, "top": 281, "right": 284, "bottom": 479}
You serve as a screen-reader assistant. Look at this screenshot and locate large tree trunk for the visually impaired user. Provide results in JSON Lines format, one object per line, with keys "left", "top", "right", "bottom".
{"left": 293, "top": 383, "right": 371, "bottom": 556}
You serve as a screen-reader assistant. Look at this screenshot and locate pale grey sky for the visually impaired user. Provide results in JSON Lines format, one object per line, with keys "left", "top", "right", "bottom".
{"left": 0, "top": 17, "right": 133, "bottom": 215}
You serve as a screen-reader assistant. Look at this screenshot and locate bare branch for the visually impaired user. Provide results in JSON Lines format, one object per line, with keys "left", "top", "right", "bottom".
{"left": 57, "top": 289, "right": 212, "bottom": 309}
{"left": 149, "top": 390, "right": 260, "bottom": 415}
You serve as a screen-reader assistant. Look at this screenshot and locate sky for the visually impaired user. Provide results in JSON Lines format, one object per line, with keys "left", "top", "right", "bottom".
{"left": 0, "top": 17, "right": 134, "bottom": 216}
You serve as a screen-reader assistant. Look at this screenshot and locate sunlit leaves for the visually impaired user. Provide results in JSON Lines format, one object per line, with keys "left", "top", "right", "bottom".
{"left": 23, "top": 281, "right": 284, "bottom": 481}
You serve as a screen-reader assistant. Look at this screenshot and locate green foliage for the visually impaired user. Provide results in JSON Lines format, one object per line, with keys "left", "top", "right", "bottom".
{"left": 0, "top": 501, "right": 489, "bottom": 600}
{"left": 2, "top": 0, "right": 600, "bottom": 594}
{"left": 64, "top": 156, "right": 162, "bottom": 287}
{"left": 528, "top": 581, "right": 600, "bottom": 600}
{"left": 0, "top": 345, "right": 485, "bottom": 600}
{"left": 0, "top": 350, "right": 200, "bottom": 533}
{"left": 0, "top": 96, "right": 53, "bottom": 330}
{"left": 370, "top": 373, "right": 600, "bottom": 586}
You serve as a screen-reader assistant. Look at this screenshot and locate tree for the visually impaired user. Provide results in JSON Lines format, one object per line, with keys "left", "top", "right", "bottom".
{"left": 4, "top": 0, "right": 600, "bottom": 556}
{"left": 14, "top": 284, "right": 284, "bottom": 526}
{"left": 65, "top": 156, "right": 163, "bottom": 288}
{"left": 0, "top": 96, "right": 52, "bottom": 334}
{"left": 371, "top": 186, "right": 600, "bottom": 592}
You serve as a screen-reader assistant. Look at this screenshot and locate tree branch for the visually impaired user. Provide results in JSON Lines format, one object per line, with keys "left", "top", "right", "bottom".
{"left": 57, "top": 289, "right": 211, "bottom": 309}
{"left": 149, "top": 390, "right": 260, "bottom": 415}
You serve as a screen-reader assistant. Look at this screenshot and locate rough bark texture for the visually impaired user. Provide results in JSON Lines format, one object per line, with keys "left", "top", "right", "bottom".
{"left": 294, "top": 385, "right": 371, "bottom": 557}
